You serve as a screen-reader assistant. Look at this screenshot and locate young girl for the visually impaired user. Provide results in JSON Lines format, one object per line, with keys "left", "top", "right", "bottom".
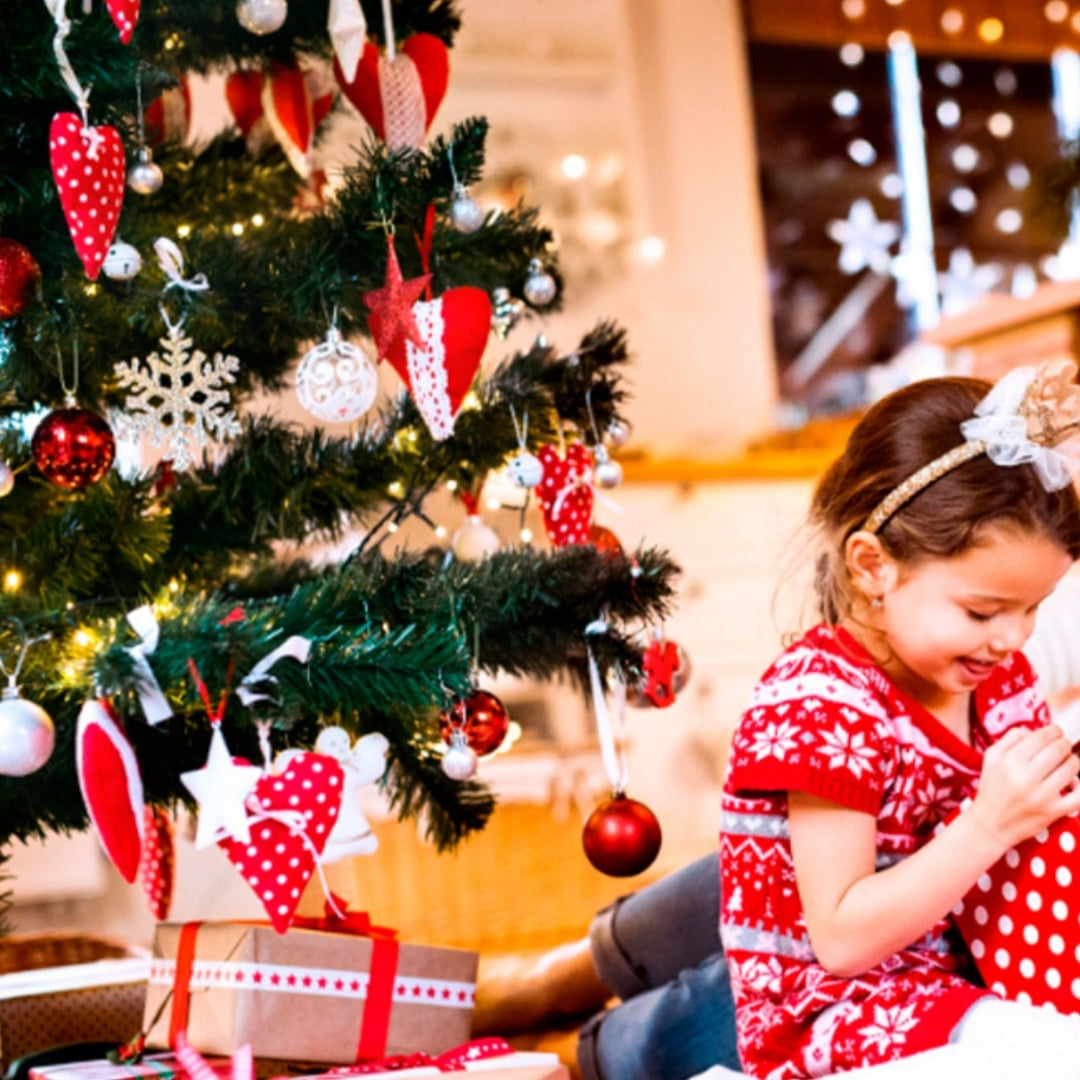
{"left": 720, "top": 363, "right": 1080, "bottom": 1078}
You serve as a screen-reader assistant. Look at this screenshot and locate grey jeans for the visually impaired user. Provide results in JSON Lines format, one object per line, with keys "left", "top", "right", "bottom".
{"left": 577, "top": 854, "right": 741, "bottom": 1080}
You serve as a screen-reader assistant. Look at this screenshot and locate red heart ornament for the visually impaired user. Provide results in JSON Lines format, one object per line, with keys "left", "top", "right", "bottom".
{"left": 226, "top": 70, "right": 266, "bottom": 140}
{"left": 536, "top": 443, "right": 594, "bottom": 547}
{"left": 49, "top": 113, "right": 125, "bottom": 280}
{"left": 372, "top": 286, "right": 490, "bottom": 441}
{"left": 219, "top": 751, "right": 343, "bottom": 933}
{"left": 335, "top": 33, "right": 449, "bottom": 151}
{"left": 105, "top": 0, "right": 140, "bottom": 43}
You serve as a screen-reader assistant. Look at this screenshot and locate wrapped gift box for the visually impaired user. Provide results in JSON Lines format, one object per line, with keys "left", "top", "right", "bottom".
{"left": 951, "top": 812, "right": 1080, "bottom": 1010}
{"left": 28, "top": 1051, "right": 232, "bottom": 1080}
{"left": 0, "top": 954, "right": 148, "bottom": 1072}
{"left": 289, "top": 1049, "right": 569, "bottom": 1080}
{"left": 143, "top": 922, "right": 477, "bottom": 1065}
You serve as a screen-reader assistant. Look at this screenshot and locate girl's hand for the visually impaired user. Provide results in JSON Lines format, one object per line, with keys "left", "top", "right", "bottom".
{"left": 969, "top": 725, "right": 1080, "bottom": 853}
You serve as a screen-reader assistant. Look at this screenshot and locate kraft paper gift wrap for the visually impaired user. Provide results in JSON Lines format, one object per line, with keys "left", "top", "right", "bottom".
{"left": 143, "top": 922, "right": 477, "bottom": 1065}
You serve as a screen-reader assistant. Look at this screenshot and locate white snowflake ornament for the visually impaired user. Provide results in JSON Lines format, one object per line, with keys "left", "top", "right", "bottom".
{"left": 114, "top": 317, "right": 242, "bottom": 471}
{"left": 827, "top": 198, "right": 901, "bottom": 275}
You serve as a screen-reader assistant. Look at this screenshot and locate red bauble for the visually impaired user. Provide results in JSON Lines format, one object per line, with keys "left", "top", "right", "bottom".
{"left": 438, "top": 689, "right": 510, "bottom": 757}
{"left": 32, "top": 407, "right": 116, "bottom": 488}
{"left": 588, "top": 523, "right": 624, "bottom": 560}
{"left": 0, "top": 239, "right": 41, "bottom": 319}
{"left": 582, "top": 793, "right": 662, "bottom": 877}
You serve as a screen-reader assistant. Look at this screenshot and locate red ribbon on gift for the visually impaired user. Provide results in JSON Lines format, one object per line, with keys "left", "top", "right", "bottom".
{"left": 324, "top": 1037, "right": 516, "bottom": 1074}
{"left": 168, "top": 908, "right": 401, "bottom": 1064}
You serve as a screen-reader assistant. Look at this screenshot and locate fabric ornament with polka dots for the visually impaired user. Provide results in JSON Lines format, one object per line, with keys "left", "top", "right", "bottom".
{"left": 140, "top": 804, "right": 175, "bottom": 921}
{"left": 49, "top": 113, "right": 125, "bottom": 280}
{"left": 218, "top": 749, "right": 344, "bottom": 933}
{"left": 105, "top": 0, "right": 140, "bottom": 44}
{"left": 951, "top": 809, "right": 1080, "bottom": 1011}
{"left": 535, "top": 442, "right": 595, "bottom": 547}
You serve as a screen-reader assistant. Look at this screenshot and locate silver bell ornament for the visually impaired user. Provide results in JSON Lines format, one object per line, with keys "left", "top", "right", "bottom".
{"left": 103, "top": 241, "right": 143, "bottom": 282}
{"left": 507, "top": 450, "right": 543, "bottom": 489}
{"left": 523, "top": 258, "right": 557, "bottom": 307}
{"left": 441, "top": 729, "right": 479, "bottom": 780}
{"left": 491, "top": 287, "right": 523, "bottom": 340}
{"left": 236, "top": 0, "right": 287, "bottom": 33}
{"left": 450, "top": 184, "right": 485, "bottom": 234}
{"left": 127, "top": 147, "right": 164, "bottom": 196}
{"left": 0, "top": 460, "right": 14, "bottom": 498}
{"left": 0, "top": 677, "right": 54, "bottom": 777}
{"left": 606, "top": 419, "right": 630, "bottom": 449}
{"left": 294, "top": 327, "right": 378, "bottom": 424}
{"left": 592, "top": 444, "right": 623, "bottom": 490}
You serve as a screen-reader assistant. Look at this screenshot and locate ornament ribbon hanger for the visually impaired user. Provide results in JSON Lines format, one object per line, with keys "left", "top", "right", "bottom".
{"left": 45, "top": 0, "right": 94, "bottom": 129}
{"left": 584, "top": 615, "right": 629, "bottom": 796}
{"left": 0, "top": 624, "right": 52, "bottom": 696}
{"left": 155, "top": 237, "right": 209, "bottom": 295}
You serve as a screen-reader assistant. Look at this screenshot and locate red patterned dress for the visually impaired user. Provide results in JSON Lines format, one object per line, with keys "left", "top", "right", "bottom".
{"left": 720, "top": 624, "right": 1048, "bottom": 1078}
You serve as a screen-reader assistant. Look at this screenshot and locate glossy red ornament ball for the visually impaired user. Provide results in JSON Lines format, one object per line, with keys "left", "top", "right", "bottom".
{"left": 0, "top": 239, "right": 41, "bottom": 319}
{"left": 438, "top": 689, "right": 510, "bottom": 757}
{"left": 582, "top": 793, "right": 662, "bottom": 877}
{"left": 31, "top": 407, "right": 116, "bottom": 488}
{"left": 588, "top": 523, "right": 623, "bottom": 560}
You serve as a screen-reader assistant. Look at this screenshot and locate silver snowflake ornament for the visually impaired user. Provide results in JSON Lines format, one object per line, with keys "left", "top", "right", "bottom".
{"left": 114, "top": 319, "right": 242, "bottom": 471}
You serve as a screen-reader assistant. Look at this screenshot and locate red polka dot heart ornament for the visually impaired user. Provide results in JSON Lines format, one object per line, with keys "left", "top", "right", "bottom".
{"left": 218, "top": 750, "right": 345, "bottom": 933}
{"left": 49, "top": 113, "right": 125, "bottom": 280}
{"left": 536, "top": 442, "right": 595, "bottom": 547}
{"left": 104, "top": 0, "right": 140, "bottom": 44}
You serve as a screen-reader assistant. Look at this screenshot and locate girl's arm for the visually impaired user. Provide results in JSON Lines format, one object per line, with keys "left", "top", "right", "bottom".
{"left": 789, "top": 724, "right": 1080, "bottom": 977}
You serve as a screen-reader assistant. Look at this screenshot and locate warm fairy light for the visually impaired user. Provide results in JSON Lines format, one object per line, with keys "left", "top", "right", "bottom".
{"left": 388, "top": 481, "right": 404, "bottom": 497}
{"left": 177, "top": 224, "right": 192, "bottom": 239}
{"left": 168, "top": 578, "right": 180, "bottom": 593}
{"left": 987, "top": 111, "right": 1014, "bottom": 138}
{"left": 73, "top": 628, "right": 93, "bottom": 648}
{"left": 387, "top": 521, "right": 399, "bottom": 534}
{"left": 561, "top": 154, "right": 588, "bottom": 180}
{"left": 884, "top": 0, "right": 904, "bottom": 7}
{"left": 941, "top": 8, "right": 964, "bottom": 33}
{"left": 1046, "top": 0, "right": 1069, "bottom": 22}
{"left": 3, "top": 570, "right": 21, "bottom": 592}
{"left": 486, "top": 496, "right": 501, "bottom": 511}
{"left": 231, "top": 223, "right": 244, "bottom": 237}
{"left": 251, "top": 213, "right": 266, "bottom": 227}
{"left": 434, "top": 525, "right": 448, "bottom": 539}
{"left": 84, "top": 283, "right": 99, "bottom": 297}
{"left": 841, "top": 0, "right": 866, "bottom": 18}
{"left": 839, "top": 42, "right": 864, "bottom": 66}
{"left": 887, "top": 30, "right": 912, "bottom": 47}
{"left": 446, "top": 479, "right": 458, "bottom": 492}
{"left": 639, "top": 236, "right": 666, "bottom": 263}
{"left": 978, "top": 17, "right": 1005, "bottom": 42}
{"left": 1072, "top": 11, "right": 1080, "bottom": 31}
{"left": 520, "top": 527, "right": 533, "bottom": 543}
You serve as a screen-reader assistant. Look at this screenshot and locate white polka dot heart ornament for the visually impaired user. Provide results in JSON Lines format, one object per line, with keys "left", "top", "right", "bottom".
{"left": 49, "top": 113, "right": 126, "bottom": 280}
{"left": 218, "top": 750, "right": 344, "bottom": 934}
{"left": 535, "top": 442, "right": 594, "bottom": 547}
{"left": 952, "top": 813, "right": 1080, "bottom": 1011}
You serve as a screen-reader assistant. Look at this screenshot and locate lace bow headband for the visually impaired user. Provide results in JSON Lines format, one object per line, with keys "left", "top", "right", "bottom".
{"left": 862, "top": 359, "right": 1080, "bottom": 535}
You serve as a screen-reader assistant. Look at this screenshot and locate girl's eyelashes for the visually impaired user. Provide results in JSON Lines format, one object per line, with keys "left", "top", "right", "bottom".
{"left": 965, "top": 609, "right": 995, "bottom": 623}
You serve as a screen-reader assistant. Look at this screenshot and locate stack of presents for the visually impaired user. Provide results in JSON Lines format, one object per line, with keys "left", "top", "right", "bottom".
{"left": 0, "top": 911, "right": 566, "bottom": 1080}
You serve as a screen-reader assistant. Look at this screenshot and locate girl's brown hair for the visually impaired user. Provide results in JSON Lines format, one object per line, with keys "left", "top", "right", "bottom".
{"left": 810, "top": 375, "right": 1080, "bottom": 623}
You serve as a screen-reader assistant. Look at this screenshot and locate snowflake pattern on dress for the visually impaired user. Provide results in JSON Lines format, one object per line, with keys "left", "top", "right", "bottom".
{"left": 114, "top": 319, "right": 242, "bottom": 471}
{"left": 719, "top": 625, "right": 1047, "bottom": 1078}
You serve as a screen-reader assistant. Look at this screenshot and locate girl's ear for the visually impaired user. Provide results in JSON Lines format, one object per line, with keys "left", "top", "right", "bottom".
{"left": 845, "top": 530, "right": 896, "bottom": 599}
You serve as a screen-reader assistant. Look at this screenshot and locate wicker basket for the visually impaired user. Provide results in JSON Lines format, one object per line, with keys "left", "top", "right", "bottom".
{"left": 0, "top": 932, "right": 143, "bottom": 975}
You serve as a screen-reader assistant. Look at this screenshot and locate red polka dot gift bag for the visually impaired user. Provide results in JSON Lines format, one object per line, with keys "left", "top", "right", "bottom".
{"left": 952, "top": 814, "right": 1080, "bottom": 1010}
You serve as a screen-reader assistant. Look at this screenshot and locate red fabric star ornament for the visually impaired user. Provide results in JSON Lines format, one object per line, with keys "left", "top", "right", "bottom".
{"left": 363, "top": 236, "right": 430, "bottom": 359}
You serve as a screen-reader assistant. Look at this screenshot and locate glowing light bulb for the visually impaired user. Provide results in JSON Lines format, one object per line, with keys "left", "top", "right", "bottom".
{"left": 520, "top": 528, "right": 533, "bottom": 543}
{"left": 177, "top": 224, "right": 192, "bottom": 239}
{"left": 978, "top": 17, "right": 1004, "bottom": 42}
{"left": 561, "top": 154, "right": 588, "bottom": 180}
{"left": 446, "top": 479, "right": 458, "bottom": 492}
{"left": 3, "top": 570, "right": 21, "bottom": 591}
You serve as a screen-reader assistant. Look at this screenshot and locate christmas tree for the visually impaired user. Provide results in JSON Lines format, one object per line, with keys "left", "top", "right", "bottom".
{"left": 0, "top": 0, "right": 679, "bottom": 915}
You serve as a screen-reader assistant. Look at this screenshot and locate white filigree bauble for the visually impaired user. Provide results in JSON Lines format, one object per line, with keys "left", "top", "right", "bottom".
{"left": 294, "top": 328, "right": 378, "bottom": 423}
{"left": 113, "top": 319, "right": 242, "bottom": 471}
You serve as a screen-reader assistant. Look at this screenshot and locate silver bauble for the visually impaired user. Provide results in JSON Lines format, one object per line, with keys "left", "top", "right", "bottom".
{"left": 451, "top": 515, "right": 501, "bottom": 562}
{"left": 606, "top": 419, "right": 630, "bottom": 448}
{"left": 0, "top": 461, "right": 13, "bottom": 498}
{"left": 441, "top": 730, "right": 478, "bottom": 780}
{"left": 103, "top": 242, "right": 143, "bottom": 282}
{"left": 127, "top": 149, "right": 164, "bottom": 196}
{"left": 294, "top": 328, "right": 378, "bottom": 423}
{"left": 450, "top": 186, "right": 485, "bottom": 233}
{"left": 236, "top": 0, "right": 287, "bottom": 33}
{"left": 523, "top": 258, "right": 557, "bottom": 307}
{"left": 592, "top": 445, "right": 623, "bottom": 489}
{"left": 507, "top": 450, "right": 543, "bottom": 489}
{"left": 0, "top": 683, "right": 54, "bottom": 776}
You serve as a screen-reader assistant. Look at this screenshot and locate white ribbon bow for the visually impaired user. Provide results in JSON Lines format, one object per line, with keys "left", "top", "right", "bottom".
{"left": 154, "top": 237, "right": 210, "bottom": 293}
{"left": 125, "top": 605, "right": 173, "bottom": 725}
{"left": 236, "top": 635, "right": 313, "bottom": 705}
{"left": 960, "top": 366, "right": 1074, "bottom": 492}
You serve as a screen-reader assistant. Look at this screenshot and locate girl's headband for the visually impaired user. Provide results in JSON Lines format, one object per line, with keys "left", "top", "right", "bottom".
{"left": 862, "top": 359, "right": 1080, "bottom": 535}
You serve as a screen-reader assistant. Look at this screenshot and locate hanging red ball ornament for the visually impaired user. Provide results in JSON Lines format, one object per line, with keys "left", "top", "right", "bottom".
{"left": 0, "top": 239, "right": 41, "bottom": 319}
{"left": 582, "top": 793, "right": 662, "bottom": 877}
{"left": 588, "top": 523, "right": 624, "bottom": 561}
{"left": 438, "top": 689, "right": 510, "bottom": 757}
{"left": 32, "top": 406, "right": 116, "bottom": 489}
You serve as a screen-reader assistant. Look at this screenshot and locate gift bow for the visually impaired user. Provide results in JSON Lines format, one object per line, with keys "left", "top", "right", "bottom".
{"left": 325, "top": 1037, "right": 517, "bottom": 1074}
{"left": 293, "top": 893, "right": 399, "bottom": 942}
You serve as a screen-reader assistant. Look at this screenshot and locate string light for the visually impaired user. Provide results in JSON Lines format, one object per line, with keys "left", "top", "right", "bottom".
{"left": 446, "top": 479, "right": 458, "bottom": 492}
{"left": 978, "top": 17, "right": 1005, "bottom": 43}
{"left": 520, "top": 527, "right": 533, "bottom": 543}
{"left": 73, "top": 628, "right": 93, "bottom": 648}
{"left": 387, "top": 521, "right": 399, "bottom": 533}
{"left": 434, "top": 524, "right": 448, "bottom": 539}
{"left": 388, "top": 481, "right": 404, "bottom": 497}
{"left": 251, "top": 213, "right": 265, "bottom": 227}
{"left": 177, "top": 224, "right": 192, "bottom": 239}
{"left": 231, "top": 223, "right": 244, "bottom": 237}
{"left": 3, "top": 570, "right": 21, "bottom": 591}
